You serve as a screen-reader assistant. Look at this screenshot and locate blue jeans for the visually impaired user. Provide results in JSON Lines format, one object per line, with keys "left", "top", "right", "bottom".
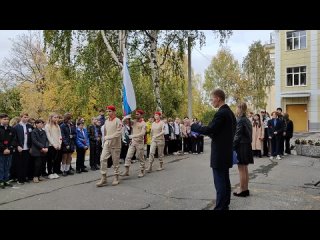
{"left": 212, "top": 168, "right": 231, "bottom": 210}
{"left": 0, "top": 155, "right": 13, "bottom": 182}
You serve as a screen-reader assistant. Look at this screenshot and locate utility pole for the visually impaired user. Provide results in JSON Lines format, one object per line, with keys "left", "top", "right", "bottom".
{"left": 188, "top": 36, "right": 192, "bottom": 120}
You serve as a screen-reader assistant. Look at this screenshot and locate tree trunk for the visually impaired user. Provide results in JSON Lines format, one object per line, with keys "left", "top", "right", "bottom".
{"left": 148, "top": 30, "right": 162, "bottom": 112}
{"left": 101, "top": 30, "right": 126, "bottom": 96}
{"left": 100, "top": 30, "right": 123, "bottom": 68}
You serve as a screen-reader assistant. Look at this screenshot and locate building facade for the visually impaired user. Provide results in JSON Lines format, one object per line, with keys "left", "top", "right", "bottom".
{"left": 275, "top": 30, "right": 320, "bottom": 132}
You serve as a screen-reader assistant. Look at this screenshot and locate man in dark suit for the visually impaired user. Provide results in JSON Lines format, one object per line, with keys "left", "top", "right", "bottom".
{"left": 191, "top": 89, "right": 236, "bottom": 210}
{"left": 267, "top": 111, "right": 284, "bottom": 160}
{"left": 87, "top": 117, "right": 100, "bottom": 170}
{"left": 276, "top": 107, "right": 286, "bottom": 156}
{"left": 14, "top": 113, "right": 34, "bottom": 184}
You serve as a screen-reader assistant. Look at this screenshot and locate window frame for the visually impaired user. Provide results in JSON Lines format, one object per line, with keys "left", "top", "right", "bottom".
{"left": 286, "top": 66, "right": 307, "bottom": 87}
{"left": 286, "top": 30, "right": 307, "bottom": 50}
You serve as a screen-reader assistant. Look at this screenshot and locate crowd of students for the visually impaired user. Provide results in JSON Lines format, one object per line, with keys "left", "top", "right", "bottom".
{"left": 1, "top": 105, "right": 294, "bottom": 190}
{"left": 0, "top": 109, "right": 205, "bottom": 189}
{"left": 248, "top": 107, "right": 294, "bottom": 160}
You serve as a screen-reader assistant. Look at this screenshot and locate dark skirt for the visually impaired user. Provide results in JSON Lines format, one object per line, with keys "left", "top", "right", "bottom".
{"left": 236, "top": 143, "right": 254, "bottom": 165}
{"left": 61, "top": 141, "right": 75, "bottom": 153}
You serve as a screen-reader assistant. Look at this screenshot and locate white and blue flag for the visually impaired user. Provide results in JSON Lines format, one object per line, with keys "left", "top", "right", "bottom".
{"left": 122, "top": 53, "right": 136, "bottom": 116}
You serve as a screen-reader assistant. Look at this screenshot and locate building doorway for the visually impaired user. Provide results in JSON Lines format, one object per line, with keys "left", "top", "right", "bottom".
{"left": 286, "top": 104, "right": 308, "bottom": 132}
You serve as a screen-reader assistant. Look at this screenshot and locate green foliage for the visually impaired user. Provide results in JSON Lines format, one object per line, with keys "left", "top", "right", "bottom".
{"left": 44, "top": 30, "right": 73, "bottom": 66}
{"left": 200, "top": 109, "right": 217, "bottom": 126}
{"left": 0, "top": 87, "right": 22, "bottom": 117}
{"left": 0, "top": 30, "right": 233, "bottom": 123}
{"left": 242, "top": 41, "right": 275, "bottom": 110}
{"left": 204, "top": 48, "right": 249, "bottom": 104}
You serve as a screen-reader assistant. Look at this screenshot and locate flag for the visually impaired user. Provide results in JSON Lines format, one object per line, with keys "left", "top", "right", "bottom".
{"left": 122, "top": 54, "right": 136, "bottom": 116}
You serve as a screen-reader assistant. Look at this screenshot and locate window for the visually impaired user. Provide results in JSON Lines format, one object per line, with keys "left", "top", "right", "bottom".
{"left": 286, "top": 30, "right": 306, "bottom": 50}
{"left": 286, "top": 66, "right": 307, "bottom": 86}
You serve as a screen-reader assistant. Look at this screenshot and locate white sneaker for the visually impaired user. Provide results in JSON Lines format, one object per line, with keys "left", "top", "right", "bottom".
{"left": 269, "top": 156, "right": 274, "bottom": 160}
{"left": 53, "top": 173, "right": 60, "bottom": 179}
{"left": 184, "top": 152, "right": 189, "bottom": 155}
{"left": 284, "top": 153, "right": 288, "bottom": 156}
{"left": 276, "top": 155, "right": 281, "bottom": 160}
{"left": 48, "top": 174, "right": 55, "bottom": 179}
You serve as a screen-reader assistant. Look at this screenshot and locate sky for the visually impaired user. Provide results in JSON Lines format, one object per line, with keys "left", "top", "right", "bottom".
{"left": 0, "top": 30, "right": 273, "bottom": 80}
{"left": 192, "top": 30, "right": 273, "bottom": 79}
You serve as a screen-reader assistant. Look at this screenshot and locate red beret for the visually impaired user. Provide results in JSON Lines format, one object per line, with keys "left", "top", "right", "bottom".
{"left": 154, "top": 111, "right": 162, "bottom": 116}
{"left": 136, "top": 109, "right": 144, "bottom": 115}
{"left": 106, "top": 105, "right": 116, "bottom": 111}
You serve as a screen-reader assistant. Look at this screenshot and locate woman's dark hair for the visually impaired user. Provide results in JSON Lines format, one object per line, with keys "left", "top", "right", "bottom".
{"left": 253, "top": 114, "right": 261, "bottom": 128}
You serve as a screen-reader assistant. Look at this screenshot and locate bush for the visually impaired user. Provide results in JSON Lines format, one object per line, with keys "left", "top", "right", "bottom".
{"left": 308, "top": 140, "right": 314, "bottom": 145}
{"left": 300, "top": 139, "right": 307, "bottom": 145}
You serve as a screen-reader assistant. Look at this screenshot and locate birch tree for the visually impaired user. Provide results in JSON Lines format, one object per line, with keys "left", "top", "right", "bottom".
{"left": 242, "top": 41, "right": 274, "bottom": 110}
{"left": 204, "top": 48, "right": 248, "bottom": 103}
{"left": 43, "top": 30, "right": 232, "bottom": 112}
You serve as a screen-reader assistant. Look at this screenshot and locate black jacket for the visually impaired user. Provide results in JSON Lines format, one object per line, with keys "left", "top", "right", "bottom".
{"left": 233, "top": 115, "right": 252, "bottom": 148}
{"left": 60, "top": 122, "right": 76, "bottom": 152}
{"left": 31, "top": 128, "right": 49, "bottom": 157}
{"left": 285, "top": 120, "right": 293, "bottom": 138}
{"left": 87, "top": 124, "right": 102, "bottom": 142}
{"left": 13, "top": 123, "right": 33, "bottom": 149}
{"left": 267, "top": 118, "right": 284, "bottom": 138}
{"left": 191, "top": 104, "right": 236, "bottom": 169}
{"left": 0, "top": 125, "right": 17, "bottom": 155}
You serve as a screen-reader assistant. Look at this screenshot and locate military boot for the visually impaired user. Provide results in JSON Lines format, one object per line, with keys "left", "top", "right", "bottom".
{"left": 112, "top": 175, "right": 120, "bottom": 186}
{"left": 157, "top": 162, "right": 164, "bottom": 171}
{"left": 120, "top": 166, "right": 130, "bottom": 176}
{"left": 96, "top": 174, "right": 107, "bottom": 187}
{"left": 138, "top": 169, "right": 145, "bottom": 178}
{"left": 146, "top": 162, "right": 153, "bottom": 173}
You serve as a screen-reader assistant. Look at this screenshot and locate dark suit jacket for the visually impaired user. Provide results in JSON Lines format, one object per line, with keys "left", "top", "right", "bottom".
{"left": 87, "top": 125, "right": 97, "bottom": 142}
{"left": 60, "top": 123, "right": 76, "bottom": 152}
{"left": 267, "top": 118, "right": 284, "bottom": 138}
{"left": 14, "top": 123, "right": 33, "bottom": 149}
{"left": 31, "top": 128, "right": 49, "bottom": 157}
{"left": 285, "top": 120, "right": 293, "bottom": 138}
{"left": 191, "top": 104, "right": 236, "bottom": 169}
